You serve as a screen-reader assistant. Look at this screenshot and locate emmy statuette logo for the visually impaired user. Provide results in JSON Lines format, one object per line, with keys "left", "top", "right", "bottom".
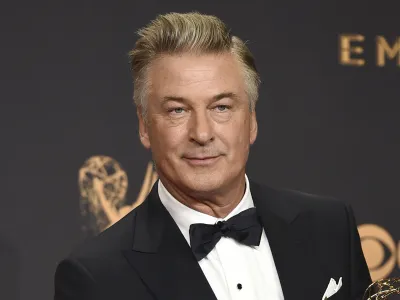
{"left": 363, "top": 277, "right": 400, "bottom": 300}
{"left": 78, "top": 155, "right": 158, "bottom": 235}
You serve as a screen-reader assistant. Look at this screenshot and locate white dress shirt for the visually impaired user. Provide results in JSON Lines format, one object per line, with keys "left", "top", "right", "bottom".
{"left": 158, "top": 174, "right": 285, "bottom": 300}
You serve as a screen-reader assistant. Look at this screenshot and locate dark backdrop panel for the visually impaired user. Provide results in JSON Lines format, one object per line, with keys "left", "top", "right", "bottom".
{"left": 1, "top": 1, "right": 399, "bottom": 299}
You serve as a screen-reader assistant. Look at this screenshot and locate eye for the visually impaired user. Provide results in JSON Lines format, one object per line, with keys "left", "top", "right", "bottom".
{"left": 168, "top": 107, "right": 185, "bottom": 114}
{"left": 214, "top": 105, "right": 230, "bottom": 112}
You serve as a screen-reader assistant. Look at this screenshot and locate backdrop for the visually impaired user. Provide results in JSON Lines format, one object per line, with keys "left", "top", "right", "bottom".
{"left": 1, "top": 1, "right": 399, "bottom": 299}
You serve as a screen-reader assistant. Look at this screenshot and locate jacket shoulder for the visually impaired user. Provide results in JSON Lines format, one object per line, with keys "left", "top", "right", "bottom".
{"left": 69, "top": 203, "right": 143, "bottom": 259}
{"left": 250, "top": 178, "right": 350, "bottom": 221}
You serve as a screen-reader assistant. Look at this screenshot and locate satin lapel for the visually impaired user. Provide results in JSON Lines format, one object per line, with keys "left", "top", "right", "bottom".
{"left": 250, "top": 179, "right": 324, "bottom": 300}
{"left": 122, "top": 181, "right": 217, "bottom": 300}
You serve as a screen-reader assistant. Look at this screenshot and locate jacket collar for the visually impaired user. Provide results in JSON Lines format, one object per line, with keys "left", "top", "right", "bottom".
{"left": 124, "top": 177, "right": 322, "bottom": 300}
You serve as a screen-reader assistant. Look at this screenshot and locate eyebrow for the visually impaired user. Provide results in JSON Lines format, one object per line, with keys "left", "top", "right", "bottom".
{"left": 161, "top": 92, "right": 240, "bottom": 105}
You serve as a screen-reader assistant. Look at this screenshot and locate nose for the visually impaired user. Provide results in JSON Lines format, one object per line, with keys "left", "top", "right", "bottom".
{"left": 188, "top": 110, "right": 214, "bottom": 145}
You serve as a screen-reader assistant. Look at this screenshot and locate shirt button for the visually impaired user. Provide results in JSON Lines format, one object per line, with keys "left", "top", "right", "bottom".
{"left": 237, "top": 283, "right": 242, "bottom": 290}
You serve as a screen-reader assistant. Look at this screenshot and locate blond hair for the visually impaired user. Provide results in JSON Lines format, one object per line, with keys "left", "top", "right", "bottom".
{"left": 129, "top": 12, "right": 260, "bottom": 123}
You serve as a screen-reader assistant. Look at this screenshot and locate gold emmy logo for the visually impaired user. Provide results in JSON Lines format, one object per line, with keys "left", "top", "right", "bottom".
{"left": 363, "top": 277, "right": 400, "bottom": 300}
{"left": 339, "top": 34, "right": 400, "bottom": 67}
{"left": 359, "top": 224, "right": 400, "bottom": 281}
{"left": 78, "top": 155, "right": 158, "bottom": 234}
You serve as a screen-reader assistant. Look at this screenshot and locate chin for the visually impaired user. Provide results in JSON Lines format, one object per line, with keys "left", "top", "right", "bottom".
{"left": 180, "top": 172, "right": 227, "bottom": 192}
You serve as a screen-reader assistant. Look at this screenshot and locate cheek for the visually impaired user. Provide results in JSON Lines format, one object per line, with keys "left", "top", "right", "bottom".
{"left": 236, "top": 135, "right": 250, "bottom": 154}
{"left": 232, "top": 119, "right": 250, "bottom": 145}
{"left": 152, "top": 125, "right": 186, "bottom": 152}
{"left": 221, "top": 129, "right": 249, "bottom": 156}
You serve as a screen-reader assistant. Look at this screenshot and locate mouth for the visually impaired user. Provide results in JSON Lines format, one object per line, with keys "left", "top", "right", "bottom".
{"left": 183, "top": 155, "right": 221, "bottom": 166}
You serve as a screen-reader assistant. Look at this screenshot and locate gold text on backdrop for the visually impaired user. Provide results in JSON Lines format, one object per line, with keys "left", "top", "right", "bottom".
{"left": 339, "top": 34, "right": 400, "bottom": 67}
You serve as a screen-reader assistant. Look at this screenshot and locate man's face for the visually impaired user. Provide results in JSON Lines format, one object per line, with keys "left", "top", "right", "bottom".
{"left": 137, "top": 52, "right": 257, "bottom": 196}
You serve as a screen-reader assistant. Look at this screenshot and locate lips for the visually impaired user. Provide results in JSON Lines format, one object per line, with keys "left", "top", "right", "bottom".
{"left": 183, "top": 155, "right": 221, "bottom": 166}
{"left": 185, "top": 156, "right": 219, "bottom": 160}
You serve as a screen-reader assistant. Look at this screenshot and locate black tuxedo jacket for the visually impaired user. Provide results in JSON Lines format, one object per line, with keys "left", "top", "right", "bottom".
{"left": 54, "top": 178, "right": 372, "bottom": 300}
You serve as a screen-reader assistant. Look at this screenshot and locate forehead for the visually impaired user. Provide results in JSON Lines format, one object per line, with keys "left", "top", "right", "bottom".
{"left": 147, "top": 52, "right": 245, "bottom": 98}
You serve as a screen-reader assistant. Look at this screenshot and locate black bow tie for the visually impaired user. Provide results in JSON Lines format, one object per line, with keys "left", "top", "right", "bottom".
{"left": 189, "top": 207, "right": 263, "bottom": 261}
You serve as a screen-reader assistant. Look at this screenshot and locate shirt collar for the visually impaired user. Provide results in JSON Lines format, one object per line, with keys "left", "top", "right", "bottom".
{"left": 158, "top": 174, "right": 255, "bottom": 245}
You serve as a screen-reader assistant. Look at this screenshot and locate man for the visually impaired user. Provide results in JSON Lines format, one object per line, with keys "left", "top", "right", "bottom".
{"left": 54, "top": 12, "right": 372, "bottom": 300}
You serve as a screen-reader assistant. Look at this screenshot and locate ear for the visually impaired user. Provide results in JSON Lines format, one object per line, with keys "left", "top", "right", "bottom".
{"left": 137, "top": 107, "right": 151, "bottom": 149}
{"left": 249, "top": 110, "right": 258, "bottom": 145}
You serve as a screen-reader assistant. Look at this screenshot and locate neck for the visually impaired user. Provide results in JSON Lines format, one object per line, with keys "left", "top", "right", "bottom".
{"left": 159, "top": 173, "right": 247, "bottom": 218}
